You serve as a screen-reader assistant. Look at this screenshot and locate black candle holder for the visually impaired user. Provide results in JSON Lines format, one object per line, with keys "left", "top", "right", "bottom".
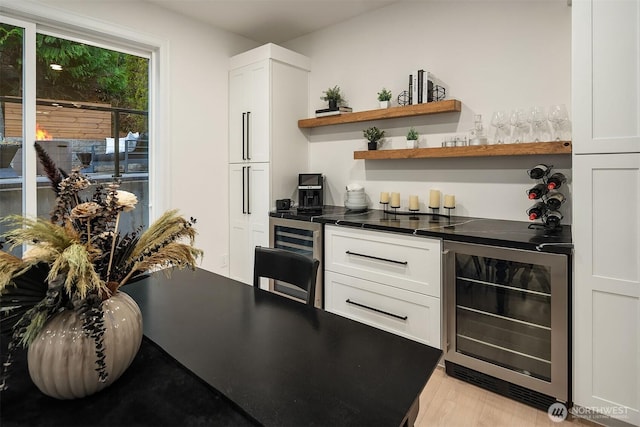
{"left": 409, "top": 208, "right": 419, "bottom": 220}
{"left": 429, "top": 207, "right": 439, "bottom": 222}
{"left": 444, "top": 207, "right": 455, "bottom": 224}
{"left": 382, "top": 209, "right": 450, "bottom": 219}
{"left": 379, "top": 201, "right": 389, "bottom": 219}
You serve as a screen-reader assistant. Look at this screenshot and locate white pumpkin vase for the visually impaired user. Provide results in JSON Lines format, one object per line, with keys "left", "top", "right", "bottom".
{"left": 27, "top": 291, "right": 143, "bottom": 399}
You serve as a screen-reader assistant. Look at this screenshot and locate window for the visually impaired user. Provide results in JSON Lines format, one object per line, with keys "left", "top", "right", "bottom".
{"left": 0, "top": 17, "right": 152, "bottom": 252}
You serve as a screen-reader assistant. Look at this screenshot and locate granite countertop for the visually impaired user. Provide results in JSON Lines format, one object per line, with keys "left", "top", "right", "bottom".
{"left": 270, "top": 206, "right": 573, "bottom": 255}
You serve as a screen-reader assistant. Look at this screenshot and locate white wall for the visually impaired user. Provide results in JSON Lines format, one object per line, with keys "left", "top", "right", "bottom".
{"left": 4, "top": 0, "right": 259, "bottom": 274}
{"left": 284, "top": 1, "right": 572, "bottom": 222}
{"left": 2, "top": 0, "right": 573, "bottom": 277}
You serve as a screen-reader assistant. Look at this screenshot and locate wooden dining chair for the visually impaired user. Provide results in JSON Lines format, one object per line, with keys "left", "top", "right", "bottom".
{"left": 253, "top": 246, "right": 320, "bottom": 306}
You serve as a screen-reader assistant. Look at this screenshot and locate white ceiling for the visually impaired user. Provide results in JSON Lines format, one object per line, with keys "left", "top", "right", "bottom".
{"left": 144, "top": 0, "right": 400, "bottom": 44}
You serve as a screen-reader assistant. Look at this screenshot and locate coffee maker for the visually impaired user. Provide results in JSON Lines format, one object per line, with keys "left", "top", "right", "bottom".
{"left": 297, "top": 173, "right": 324, "bottom": 213}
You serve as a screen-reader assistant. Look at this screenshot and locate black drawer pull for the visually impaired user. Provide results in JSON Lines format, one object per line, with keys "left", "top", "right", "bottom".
{"left": 345, "top": 250, "right": 408, "bottom": 265}
{"left": 346, "top": 299, "right": 408, "bottom": 320}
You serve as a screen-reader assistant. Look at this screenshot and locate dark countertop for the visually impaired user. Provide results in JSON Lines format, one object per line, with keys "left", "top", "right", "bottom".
{"left": 271, "top": 206, "right": 573, "bottom": 254}
{"left": 2, "top": 269, "right": 441, "bottom": 426}
{"left": 125, "top": 269, "right": 442, "bottom": 426}
{"left": 0, "top": 336, "right": 256, "bottom": 427}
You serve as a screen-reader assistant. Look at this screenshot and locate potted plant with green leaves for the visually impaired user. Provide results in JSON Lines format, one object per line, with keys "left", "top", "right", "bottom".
{"left": 321, "top": 85, "right": 345, "bottom": 110}
{"left": 377, "top": 88, "right": 392, "bottom": 109}
{"left": 406, "top": 127, "right": 419, "bottom": 149}
{"left": 363, "top": 126, "right": 385, "bottom": 150}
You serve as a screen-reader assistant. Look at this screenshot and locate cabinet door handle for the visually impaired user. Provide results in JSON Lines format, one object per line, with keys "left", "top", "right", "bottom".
{"left": 246, "top": 165, "right": 251, "bottom": 214}
{"left": 241, "top": 112, "right": 246, "bottom": 160}
{"left": 346, "top": 299, "right": 408, "bottom": 321}
{"left": 241, "top": 166, "right": 246, "bottom": 214}
{"left": 345, "top": 250, "right": 408, "bottom": 265}
{"left": 246, "top": 111, "right": 251, "bottom": 160}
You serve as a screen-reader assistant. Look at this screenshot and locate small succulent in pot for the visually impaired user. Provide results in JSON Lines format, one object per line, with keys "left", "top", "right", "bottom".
{"left": 377, "top": 88, "right": 392, "bottom": 108}
{"left": 377, "top": 88, "right": 392, "bottom": 102}
{"left": 363, "top": 126, "right": 385, "bottom": 150}
{"left": 321, "top": 85, "right": 345, "bottom": 109}
{"left": 406, "top": 127, "right": 419, "bottom": 149}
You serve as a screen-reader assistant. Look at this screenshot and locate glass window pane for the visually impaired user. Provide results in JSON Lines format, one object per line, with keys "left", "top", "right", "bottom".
{"left": 33, "top": 34, "right": 149, "bottom": 234}
{"left": 0, "top": 23, "right": 24, "bottom": 256}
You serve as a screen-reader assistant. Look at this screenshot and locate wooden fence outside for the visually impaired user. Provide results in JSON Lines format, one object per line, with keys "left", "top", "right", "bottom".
{"left": 4, "top": 98, "right": 112, "bottom": 140}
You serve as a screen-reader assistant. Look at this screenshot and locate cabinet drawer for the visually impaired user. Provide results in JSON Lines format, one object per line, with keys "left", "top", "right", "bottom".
{"left": 325, "top": 271, "right": 441, "bottom": 348}
{"left": 325, "top": 225, "right": 441, "bottom": 297}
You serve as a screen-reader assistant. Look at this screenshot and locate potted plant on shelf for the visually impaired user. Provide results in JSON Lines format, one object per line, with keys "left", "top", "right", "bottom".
{"left": 363, "top": 126, "right": 385, "bottom": 150}
{"left": 0, "top": 142, "right": 203, "bottom": 399}
{"left": 377, "top": 88, "right": 392, "bottom": 109}
{"left": 321, "top": 85, "right": 345, "bottom": 110}
{"left": 406, "top": 127, "right": 419, "bottom": 149}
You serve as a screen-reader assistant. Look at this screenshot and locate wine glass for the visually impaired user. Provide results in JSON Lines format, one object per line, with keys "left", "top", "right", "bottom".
{"left": 528, "top": 106, "right": 551, "bottom": 142}
{"left": 548, "top": 104, "right": 570, "bottom": 141}
{"left": 490, "top": 110, "right": 511, "bottom": 144}
{"left": 510, "top": 108, "right": 529, "bottom": 143}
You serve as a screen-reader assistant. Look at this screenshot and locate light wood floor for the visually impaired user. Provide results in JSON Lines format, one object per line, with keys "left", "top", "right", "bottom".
{"left": 416, "top": 366, "right": 596, "bottom": 427}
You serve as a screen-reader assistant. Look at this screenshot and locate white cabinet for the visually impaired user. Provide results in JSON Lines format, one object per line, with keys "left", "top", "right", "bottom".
{"left": 229, "top": 60, "right": 269, "bottom": 163}
{"left": 573, "top": 0, "right": 640, "bottom": 154}
{"left": 573, "top": 1, "right": 640, "bottom": 424}
{"left": 228, "top": 44, "right": 310, "bottom": 286}
{"left": 573, "top": 154, "right": 640, "bottom": 425}
{"left": 229, "top": 163, "right": 270, "bottom": 284}
{"left": 324, "top": 225, "right": 442, "bottom": 347}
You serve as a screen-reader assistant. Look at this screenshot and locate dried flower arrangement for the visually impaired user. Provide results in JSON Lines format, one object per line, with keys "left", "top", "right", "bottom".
{"left": 0, "top": 143, "right": 203, "bottom": 390}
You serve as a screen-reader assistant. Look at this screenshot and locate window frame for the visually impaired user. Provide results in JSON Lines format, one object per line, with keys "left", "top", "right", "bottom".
{"left": 1, "top": 3, "right": 170, "bottom": 221}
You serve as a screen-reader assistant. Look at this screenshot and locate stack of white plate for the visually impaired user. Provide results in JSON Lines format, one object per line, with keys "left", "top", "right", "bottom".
{"left": 345, "top": 185, "right": 368, "bottom": 211}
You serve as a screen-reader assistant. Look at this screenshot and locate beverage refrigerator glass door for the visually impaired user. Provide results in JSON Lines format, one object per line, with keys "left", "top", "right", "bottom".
{"left": 443, "top": 241, "right": 569, "bottom": 409}
{"left": 268, "top": 217, "right": 323, "bottom": 308}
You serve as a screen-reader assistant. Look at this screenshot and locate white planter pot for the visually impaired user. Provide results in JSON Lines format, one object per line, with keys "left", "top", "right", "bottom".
{"left": 379, "top": 100, "right": 390, "bottom": 109}
{"left": 27, "top": 291, "right": 143, "bottom": 399}
{"left": 406, "top": 139, "right": 418, "bottom": 149}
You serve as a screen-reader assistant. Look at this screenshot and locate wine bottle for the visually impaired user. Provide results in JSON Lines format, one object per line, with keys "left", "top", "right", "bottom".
{"left": 545, "top": 190, "right": 566, "bottom": 210}
{"left": 546, "top": 172, "right": 567, "bottom": 190}
{"left": 526, "top": 202, "right": 547, "bottom": 220}
{"left": 528, "top": 164, "right": 550, "bottom": 180}
{"left": 527, "top": 183, "right": 549, "bottom": 200}
{"left": 544, "top": 210, "right": 563, "bottom": 228}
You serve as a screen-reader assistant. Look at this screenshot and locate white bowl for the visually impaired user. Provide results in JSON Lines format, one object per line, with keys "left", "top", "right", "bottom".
{"left": 345, "top": 201, "right": 368, "bottom": 211}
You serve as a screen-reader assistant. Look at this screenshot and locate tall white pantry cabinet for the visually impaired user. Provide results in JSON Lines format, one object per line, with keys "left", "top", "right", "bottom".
{"left": 228, "top": 44, "right": 310, "bottom": 286}
{"left": 572, "top": 0, "right": 640, "bottom": 425}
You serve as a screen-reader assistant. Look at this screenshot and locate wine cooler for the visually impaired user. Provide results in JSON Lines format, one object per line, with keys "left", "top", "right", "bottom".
{"left": 443, "top": 241, "right": 570, "bottom": 410}
{"left": 269, "top": 216, "right": 323, "bottom": 308}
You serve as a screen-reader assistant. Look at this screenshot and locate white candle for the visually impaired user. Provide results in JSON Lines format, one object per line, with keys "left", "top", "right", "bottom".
{"left": 444, "top": 194, "right": 456, "bottom": 208}
{"left": 390, "top": 192, "right": 401, "bottom": 208}
{"left": 409, "top": 195, "right": 419, "bottom": 210}
{"left": 380, "top": 192, "right": 389, "bottom": 203}
{"left": 429, "top": 189, "right": 441, "bottom": 208}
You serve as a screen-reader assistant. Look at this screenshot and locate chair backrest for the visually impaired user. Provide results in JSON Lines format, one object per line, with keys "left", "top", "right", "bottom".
{"left": 253, "top": 246, "right": 320, "bottom": 306}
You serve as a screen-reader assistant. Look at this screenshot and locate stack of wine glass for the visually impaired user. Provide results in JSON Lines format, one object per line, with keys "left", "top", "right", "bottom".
{"left": 490, "top": 105, "right": 571, "bottom": 144}
{"left": 525, "top": 163, "right": 567, "bottom": 230}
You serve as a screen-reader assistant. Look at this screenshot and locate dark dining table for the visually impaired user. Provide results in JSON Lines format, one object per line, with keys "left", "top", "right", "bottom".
{"left": 1, "top": 268, "right": 442, "bottom": 426}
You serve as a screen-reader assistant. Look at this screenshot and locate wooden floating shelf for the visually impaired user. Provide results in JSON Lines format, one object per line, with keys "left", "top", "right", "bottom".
{"left": 353, "top": 140, "right": 572, "bottom": 160}
{"left": 298, "top": 99, "right": 462, "bottom": 128}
